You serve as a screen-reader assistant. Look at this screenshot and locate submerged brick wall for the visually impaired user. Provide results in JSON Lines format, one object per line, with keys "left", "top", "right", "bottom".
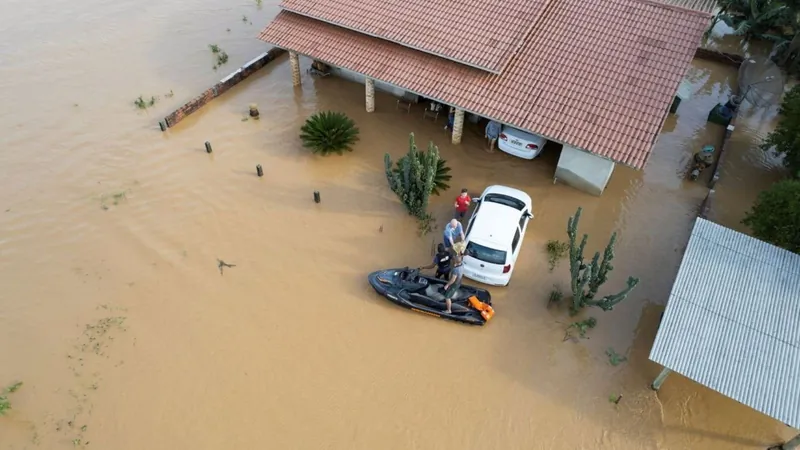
{"left": 163, "top": 47, "right": 286, "bottom": 129}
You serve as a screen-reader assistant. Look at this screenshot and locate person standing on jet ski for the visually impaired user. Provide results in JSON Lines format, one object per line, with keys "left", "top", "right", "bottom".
{"left": 443, "top": 252, "right": 464, "bottom": 314}
{"left": 419, "top": 243, "right": 452, "bottom": 280}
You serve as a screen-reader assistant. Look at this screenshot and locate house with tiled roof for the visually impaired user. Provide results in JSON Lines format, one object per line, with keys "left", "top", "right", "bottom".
{"left": 259, "top": 0, "right": 712, "bottom": 195}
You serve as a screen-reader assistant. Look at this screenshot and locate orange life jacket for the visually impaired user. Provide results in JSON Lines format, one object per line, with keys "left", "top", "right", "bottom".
{"left": 468, "top": 296, "right": 495, "bottom": 321}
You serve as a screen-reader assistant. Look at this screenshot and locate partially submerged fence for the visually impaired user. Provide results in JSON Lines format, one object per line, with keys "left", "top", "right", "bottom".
{"left": 692, "top": 47, "right": 746, "bottom": 190}
{"left": 160, "top": 47, "right": 286, "bottom": 129}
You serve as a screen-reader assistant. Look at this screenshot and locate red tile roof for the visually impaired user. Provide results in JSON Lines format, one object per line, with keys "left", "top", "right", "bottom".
{"left": 259, "top": 3, "right": 710, "bottom": 169}
{"left": 279, "top": 0, "right": 549, "bottom": 74}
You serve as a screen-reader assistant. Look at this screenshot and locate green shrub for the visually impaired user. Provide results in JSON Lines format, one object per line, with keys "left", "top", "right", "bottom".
{"left": 299, "top": 111, "right": 360, "bottom": 156}
{"left": 742, "top": 179, "right": 800, "bottom": 253}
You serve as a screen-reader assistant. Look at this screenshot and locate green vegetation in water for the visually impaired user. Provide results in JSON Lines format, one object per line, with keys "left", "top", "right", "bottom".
{"left": 416, "top": 213, "right": 436, "bottom": 237}
{"left": 566, "top": 207, "right": 639, "bottom": 315}
{"left": 226, "top": 28, "right": 231, "bottom": 32}
{"left": 255, "top": 0, "right": 263, "bottom": 7}
{"left": 164, "top": 89, "right": 174, "bottom": 98}
{"left": 706, "top": 0, "right": 800, "bottom": 75}
{"left": 242, "top": 15, "right": 248, "bottom": 22}
{"left": 547, "top": 285, "right": 563, "bottom": 307}
{"left": 563, "top": 317, "right": 597, "bottom": 341}
{"left": 742, "top": 179, "right": 800, "bottom": 253}
{"left": 133, "top": 95, "right": 158, "bottom": 110}
{"left": 385, "top": 133, "right": 441, "bottom": 234}
{"left": 761, "top": 85, "right": 800, "bottom": 177}
{"left": 100, "top": 190, "right": 129, "bottom": 210}
{"left": 606, "top": 347, "right": 628, "bottom": 366}
{"left": 545, "top": 239, "right": 569, "bottom": 271}
{"left": 393, "top": 151, "right": 452, "bottom": 196}
{"left": 300, "top": 111, "right": 360, "bottom": 155}
{"left": 608, "top": 393, "right": 622, "bottom": 404}
{"left": 209, "top": 45, "right": 229, "bottom": 69}
{"left": 0, "top": 381, "right": 24, "bottom": 416}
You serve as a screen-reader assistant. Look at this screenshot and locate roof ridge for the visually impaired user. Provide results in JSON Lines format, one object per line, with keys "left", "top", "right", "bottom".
{"left": 495, "top": 0, "right": 560, "bottom": 75}
{"left": 634, "top": 0, "right": 714, "bottom": 17}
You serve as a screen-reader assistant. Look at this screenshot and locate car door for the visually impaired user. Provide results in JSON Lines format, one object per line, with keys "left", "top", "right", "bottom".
{"left": 512, "top": 209, "right": 533, "bottom": 261}
{"left": 464, "top": 201, "right": 481, "bottom": 238}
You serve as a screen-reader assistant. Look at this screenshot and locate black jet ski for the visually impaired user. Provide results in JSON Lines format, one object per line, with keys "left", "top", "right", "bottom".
{"left": 367, "top": 267, "right": 494, "bottom": 326}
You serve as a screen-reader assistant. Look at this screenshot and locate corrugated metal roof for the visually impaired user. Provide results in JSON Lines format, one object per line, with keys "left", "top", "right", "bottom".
{"left": 279, "top": 0, "right": 549, "bottom": 74}
{"left": 650, "top": 218, "right": 800, "bottom": 428}
{"left": 259, "top": 5, "right": 710, "bottom": 169}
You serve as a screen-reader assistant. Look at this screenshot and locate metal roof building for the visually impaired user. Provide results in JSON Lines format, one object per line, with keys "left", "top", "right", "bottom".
{"left": 649, "top": 218, "right": 800, "bottom": 429}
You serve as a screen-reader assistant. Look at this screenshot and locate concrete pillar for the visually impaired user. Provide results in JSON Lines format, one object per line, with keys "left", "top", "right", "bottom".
{"left": 289, "top": 52, "right": 301, "bottom": 87}
{"left": 365, "top": 78, "right": 375, "bottom": 112}
{"left": 650, "top": 367, "right": 672, "bottom": 391}
{"left": 451, "top": 108, "right": 465, "bottom": 144}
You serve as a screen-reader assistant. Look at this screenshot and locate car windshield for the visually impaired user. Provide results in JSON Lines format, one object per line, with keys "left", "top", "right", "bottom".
{"left": 466, "top": 242, "right": 507, "bottom": 265}
{"left": 484, "top": 193, "right": 525, "bottom": 211}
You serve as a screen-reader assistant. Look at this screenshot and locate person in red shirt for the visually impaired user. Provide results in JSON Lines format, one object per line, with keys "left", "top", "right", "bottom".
{"left": 454, "top": 188, "right": 471, "bottom": 220}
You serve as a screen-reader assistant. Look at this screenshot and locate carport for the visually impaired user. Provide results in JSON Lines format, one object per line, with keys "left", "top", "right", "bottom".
{"left": 649, "top": 218, "right": 800, "bottom": 449}
{"left": 258, "top": 0, "right": 712, "bottom": 196}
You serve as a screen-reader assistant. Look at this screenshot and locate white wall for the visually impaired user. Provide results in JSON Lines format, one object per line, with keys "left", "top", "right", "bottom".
{"left": 554, "top": 145, "right": 615, "bottom": 196}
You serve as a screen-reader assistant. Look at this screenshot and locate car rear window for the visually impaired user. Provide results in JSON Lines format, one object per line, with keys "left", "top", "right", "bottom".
{"left": 466, "top": 242, "right": 507, "bottom": 265}
{"left": 484, "top": 193, "right": 525, "bottom": 211}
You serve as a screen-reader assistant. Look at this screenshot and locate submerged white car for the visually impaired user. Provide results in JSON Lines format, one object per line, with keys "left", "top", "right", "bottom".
{"left": 461, "top": 185, "right": 533, "bottom": 286}
{"left": 497, "top": 125, "right": 547, "bottom": 160}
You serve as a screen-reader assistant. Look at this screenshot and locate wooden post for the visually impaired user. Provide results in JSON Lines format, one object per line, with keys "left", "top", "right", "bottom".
{"left": 205, "top": 141, "right": 212, "bottom": 153}
{"left": 159, "top": 121, "right": 167, "bottom": 132}
{"left": 451, "top": 109, "right": 465, "bottom": 144}
{"left": 313, "top": 191, "right": 321, "bottom": 203}
{"left": 256, "top": 165, "right": 263, "bottom": 177}
{"left": 651, "top": 367, "right": 672, "bottom": 391}
{"left": 365, "top": 78, "right": 375, "bottom": 113}
{"left": 289, "top": 52, "right": 301, "bottom": 87}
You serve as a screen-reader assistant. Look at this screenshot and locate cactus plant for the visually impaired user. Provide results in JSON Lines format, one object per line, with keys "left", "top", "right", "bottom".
{"left": 567, "top": 207, "right": 639, "bottom": 314}
{"left": 384, "top": 133, "right": 439, "bottom": 221}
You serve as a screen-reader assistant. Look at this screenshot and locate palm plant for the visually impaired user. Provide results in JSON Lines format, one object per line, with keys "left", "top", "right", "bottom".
{"left": 708, "top": 0, "right": 792, "bottom": 40}
{"left": 299, "top": 111, "right": 360, "bottom": 155}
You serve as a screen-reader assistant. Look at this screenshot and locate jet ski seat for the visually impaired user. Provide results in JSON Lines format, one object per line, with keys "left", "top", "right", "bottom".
{"left": 424, "top": 285, "right": 445, "bottom": 301}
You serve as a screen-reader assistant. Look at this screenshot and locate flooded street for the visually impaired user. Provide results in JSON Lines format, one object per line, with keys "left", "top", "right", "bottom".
{"left": 0, "top": 1, "right": 796, "bottom": 449}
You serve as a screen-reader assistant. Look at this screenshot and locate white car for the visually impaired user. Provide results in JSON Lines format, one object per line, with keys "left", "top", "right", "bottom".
{"left": 461, "top": 185, "right": 533, "bottom": 286}
{"left": 497, "top": 125, "right": 547, "bottom": 160}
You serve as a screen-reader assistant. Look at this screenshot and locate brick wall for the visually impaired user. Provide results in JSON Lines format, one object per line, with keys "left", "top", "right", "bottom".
{"left": 163, "top": 47, "right": 286, "bottom": 129}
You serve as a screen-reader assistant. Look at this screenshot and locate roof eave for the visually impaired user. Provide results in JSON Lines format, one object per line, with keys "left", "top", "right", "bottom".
{"left": 280, "top": 6, "right": 504, "bottom": 75}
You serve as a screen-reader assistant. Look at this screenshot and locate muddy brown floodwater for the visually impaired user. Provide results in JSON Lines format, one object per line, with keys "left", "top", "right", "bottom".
{"left": 0, "top": 1, "right": 797, "bottom": 449}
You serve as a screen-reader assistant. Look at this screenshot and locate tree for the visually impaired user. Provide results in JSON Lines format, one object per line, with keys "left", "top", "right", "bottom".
{"left": 299, "top": 111, "right": 360, "bottom": 156}
{"left": 566, "top": 207, "right": 639, "bottom": 315}
{"left": 708, "top": 0, "right": 791, "bottom": 40}
{"left": 762, "top": 85, "right": 800, "bottom": 177}
{"left": 384, "top": 133, "right": 439, "bottom": 229}
{"left": 742, "top": 179, "right": 800, "bottom": 252}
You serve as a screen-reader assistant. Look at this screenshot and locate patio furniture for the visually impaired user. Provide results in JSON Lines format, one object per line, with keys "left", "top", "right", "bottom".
{"left": 396, "top": 92, "right": 416, "bottom": 113}
{"left": 307, "top": 60, "right": 331, "bottom": 77}
{"left": 423, "top": 102, "right": 443, "bottom": 121}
